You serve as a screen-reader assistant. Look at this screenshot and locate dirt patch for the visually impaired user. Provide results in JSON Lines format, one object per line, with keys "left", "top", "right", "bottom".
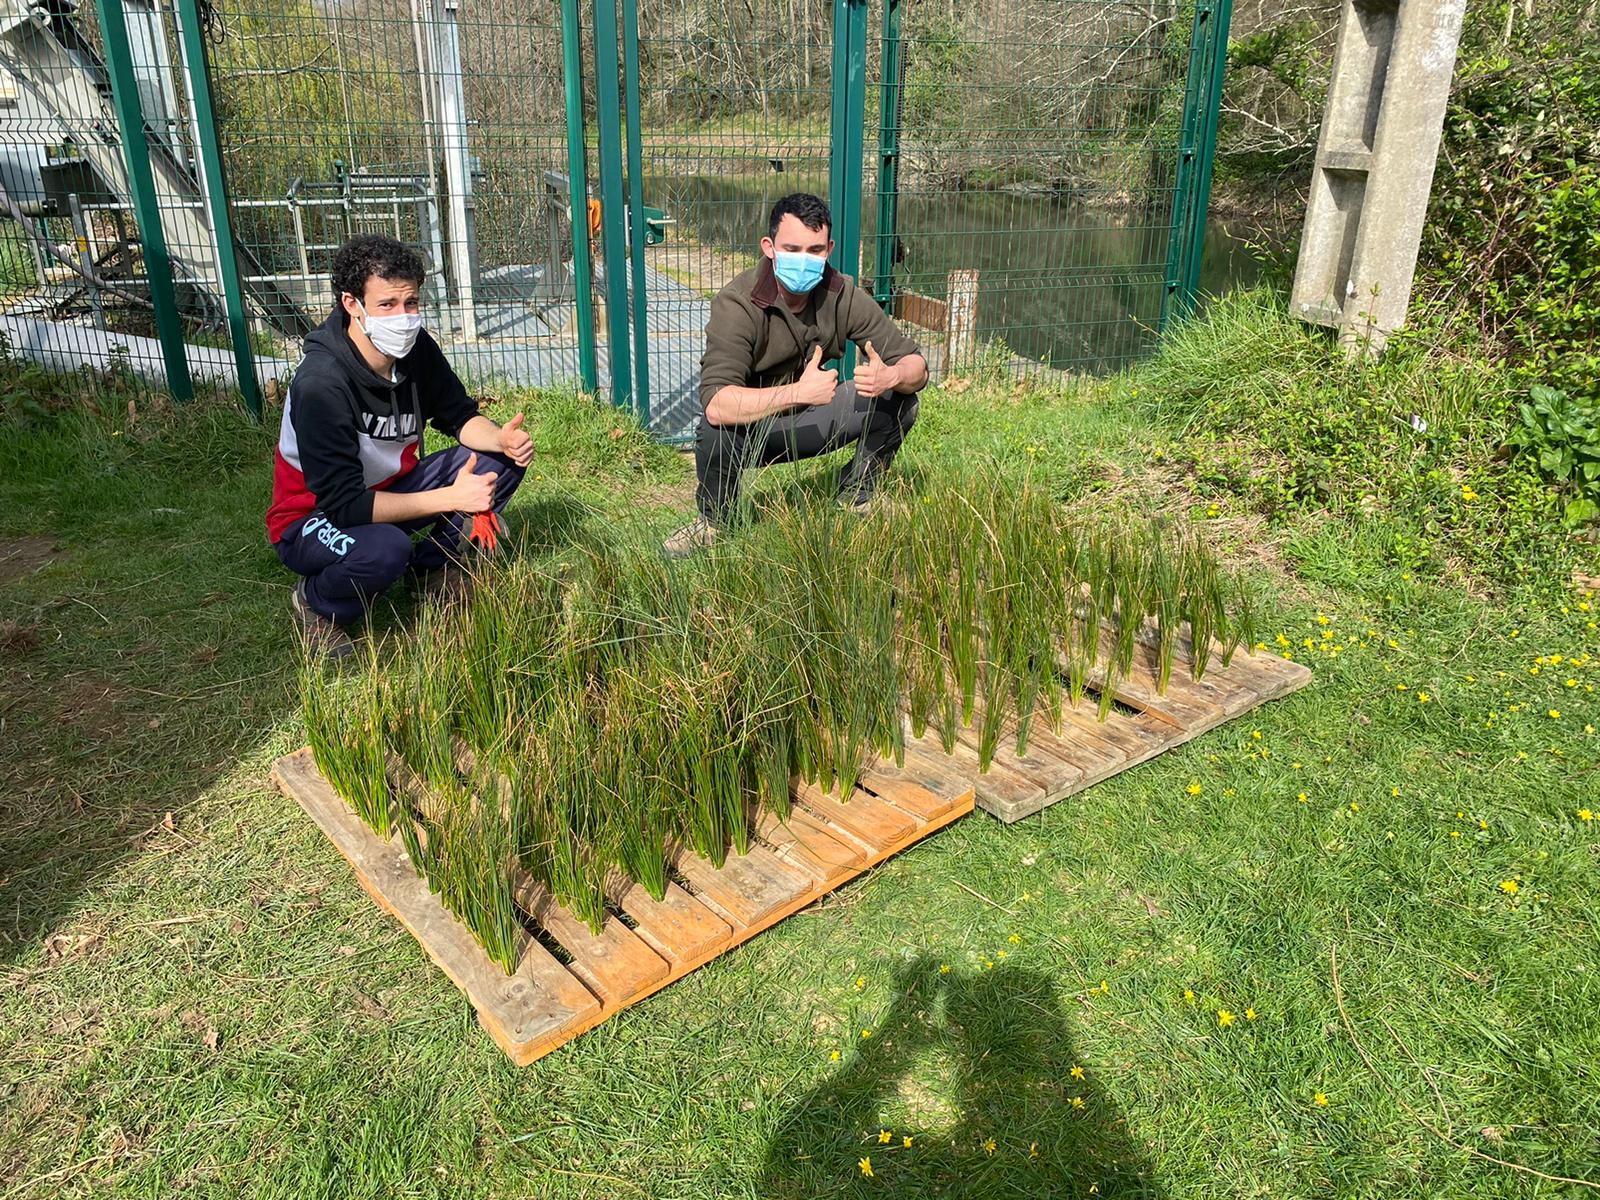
{"left": 0, "top": 620, "right": 40, "bottom": 656}
{"left": 0, "top": 537, "right": 59, "bottom": 589}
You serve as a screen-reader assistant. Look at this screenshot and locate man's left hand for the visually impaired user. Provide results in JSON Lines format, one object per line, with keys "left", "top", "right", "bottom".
{"left": 854, "top": 341, "right": 899, "bottom": 400}
{"left": 497, "top": 412, "right": 535, "bottom": 467}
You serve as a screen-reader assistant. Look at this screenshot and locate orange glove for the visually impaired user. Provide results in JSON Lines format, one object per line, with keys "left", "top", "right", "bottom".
{"left": 466, "top": 510, "right": 503, "bottom": 552}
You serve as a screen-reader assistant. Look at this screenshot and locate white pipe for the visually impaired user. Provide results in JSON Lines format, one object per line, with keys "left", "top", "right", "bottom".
{"left": 432, "top": 0, "right": 475, "bottom": 340}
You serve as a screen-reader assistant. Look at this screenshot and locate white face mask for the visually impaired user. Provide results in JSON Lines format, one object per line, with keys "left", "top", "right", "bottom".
{"left": 356, "top": 298, "right": 423, "bottom": 359}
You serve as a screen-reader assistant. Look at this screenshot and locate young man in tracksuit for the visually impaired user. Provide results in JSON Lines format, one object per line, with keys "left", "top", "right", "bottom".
{"left": 663, "top": 192, "right": 929, "bottom": 556}
{"left": 266, "top": 234, "right": 533, "bottom": 654}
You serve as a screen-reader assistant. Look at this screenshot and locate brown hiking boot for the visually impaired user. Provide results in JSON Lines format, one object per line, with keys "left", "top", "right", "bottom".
{"left": 662, "top": 515, "right": 718, "bottom": 559}
{"left": 291, "top": 578, "right": 356, "bottom": 660}
{"left": 414, "top": 563, "right": 475, "bottom": 606}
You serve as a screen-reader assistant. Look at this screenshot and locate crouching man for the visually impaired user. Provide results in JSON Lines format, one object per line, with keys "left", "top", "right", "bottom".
{"left": 265, "top": 234, "right": 533, "bottom": 655}
{"left": 664, "top": 192, "right": 929, "bottom": 556}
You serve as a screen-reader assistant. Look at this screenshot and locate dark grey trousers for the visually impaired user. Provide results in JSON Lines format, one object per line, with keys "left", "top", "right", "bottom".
{"left": 693, "top": 382, "right": 919, "bottom": 519}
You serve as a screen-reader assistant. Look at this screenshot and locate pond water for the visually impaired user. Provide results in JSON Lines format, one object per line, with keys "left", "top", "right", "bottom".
{"left": 652, "top": 173, "right": 1264, "bottom": 374}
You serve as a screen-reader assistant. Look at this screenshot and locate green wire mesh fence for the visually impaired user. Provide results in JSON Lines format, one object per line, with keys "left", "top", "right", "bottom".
{"left": 0, "top": 0, "right": 1233, "bottom": 438}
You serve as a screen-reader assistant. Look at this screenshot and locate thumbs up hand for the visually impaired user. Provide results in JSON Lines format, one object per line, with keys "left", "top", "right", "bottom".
{"left": 496, "top": 411, "right": 535, "bottom": 467}
{"left": 854, "top": 340, "right": 898, "bottom": 399}
{"left": 790, "top": 343, "right": 839, "bottom": 408}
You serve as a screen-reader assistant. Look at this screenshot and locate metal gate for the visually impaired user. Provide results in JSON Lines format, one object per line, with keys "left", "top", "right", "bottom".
{"left": 0, "top": 0, "right": 1229, "bottom": 435}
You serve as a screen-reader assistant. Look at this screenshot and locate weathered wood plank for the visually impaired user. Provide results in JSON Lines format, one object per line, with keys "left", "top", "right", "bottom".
{"left": 674, "top": 843, "right": 812, "bottom": 930}
{"left": 613, "top": 880, "right": 732, "bottom": 968}
{"left": 514, "top": 877, "right": 671, "bottom": 1006}
{"left": 793, "top": 780, "right": 918, "bottom": 850}
{"left": 272, "top": 749, "right": 600, "bottom": 1057}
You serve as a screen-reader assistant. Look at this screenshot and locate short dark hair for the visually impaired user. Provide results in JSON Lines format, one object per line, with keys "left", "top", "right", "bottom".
{"left": 768, "top": 193, "right": 831, "bottom": 241}
{"left": 331, "top": 234, "right": 425, "bottom": 304}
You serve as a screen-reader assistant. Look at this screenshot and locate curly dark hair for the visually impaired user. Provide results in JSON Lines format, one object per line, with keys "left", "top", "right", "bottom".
{"left": 768, "top": 192, "right": 831, "bottom": 241}
{"left": 330, "top": 234, "right": 425, "bottom": 305}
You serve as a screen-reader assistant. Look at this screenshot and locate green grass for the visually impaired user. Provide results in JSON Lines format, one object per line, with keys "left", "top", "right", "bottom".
{"left": 1, "top": 323, "right": 1597, "bottom": 1198}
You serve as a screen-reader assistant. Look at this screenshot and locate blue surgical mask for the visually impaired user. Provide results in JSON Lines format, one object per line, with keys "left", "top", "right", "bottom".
{"left": 773, "top": 250, "right": 826, "bottom": 295}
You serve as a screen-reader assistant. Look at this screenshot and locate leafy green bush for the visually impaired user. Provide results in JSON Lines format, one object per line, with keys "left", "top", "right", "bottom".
{"left": 1419, "top": 4, "right": 1600, "bottom": 401}
{"left": 1137, "top": 289, "right": 1595, "bottom": 589}
{"left": 1510, "top": 385, "right": 1600, "bottom": 526}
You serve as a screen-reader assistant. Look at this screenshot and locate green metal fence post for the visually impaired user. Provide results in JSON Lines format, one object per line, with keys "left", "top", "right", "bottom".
{"left": 95, "top": 0, "right": 194, "bottom": 403}
{"left": 173, "top": 0, "right": 259, "bottom": 418}
{"left": 620, "top": 0, "right": 650, "bottom": 424}
{"left": 1178, "top": 0, "right": 1232, "bottom": 307}
{"left": 828, "top": 0, "right": 866, "bottom": 377}
{"left": 591, "top": 0, "right": 632, "bottom": 411}
{"left": 560, "top": 0, "right": 598, "bottom": 392}
{"left": 1160, "top": 0, "right": 1231, "bottom": 330}
{"left": 871, "top": 0, "right": 903, "bottom": 311}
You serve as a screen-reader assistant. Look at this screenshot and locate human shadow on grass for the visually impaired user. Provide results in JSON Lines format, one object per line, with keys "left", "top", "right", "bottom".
{"left": 759, "top": 957, "right": 1165, "bottom": 1200}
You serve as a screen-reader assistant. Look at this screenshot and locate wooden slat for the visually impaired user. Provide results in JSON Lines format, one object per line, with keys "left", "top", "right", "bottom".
{"left": 515, "top": 878, "right": 670, "bottom": 1005}
{"left": 868, "top": 740, "right": 974, "bottom": 815}
{"left": 855, "top": 766, "right": 950, "bottom": 822}
{"left": 613, "top": 880, "right": 731, "bottom": 968}
{"left": 931, "top": 734, "right": 1049, "bottom": 822}
{"left": 793, "top": 780, "right": 918, "bottom": 850}
{"left": 674, "top": 843, "right": 812, "bottom": 929}
{"left": 782, "top": 802, "right": 877, "bottom": 860}
{"left": 272, "top": 749, "right": 600, "bottom": 1056}
{"left": 758, "top": 809, "right": 863, "bottom": 882}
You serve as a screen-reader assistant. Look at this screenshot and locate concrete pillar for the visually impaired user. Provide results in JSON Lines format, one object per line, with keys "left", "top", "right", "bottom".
{"left": 946, "top": 268, "right": 979, "bottom": 369}
{"left": 1289, "top": 0, "right": 1465, "bottom": 356}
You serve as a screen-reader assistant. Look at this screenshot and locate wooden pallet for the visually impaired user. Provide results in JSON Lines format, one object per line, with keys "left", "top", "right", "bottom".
{"left": 271, "top": 747, "right": 974, "bottom": 1066}
{"left": 942, "top": 641, "right": 1313, "bottom": 823}
{"left": 271, "top": 638, "right": 1306, "bottom": 1063}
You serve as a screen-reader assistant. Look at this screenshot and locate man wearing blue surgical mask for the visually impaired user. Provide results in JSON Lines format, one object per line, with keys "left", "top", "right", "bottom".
{"left": 266, "top": 234, "right": 533, "bottom": 656}
{"left": 664, "top": 192, "right": 929, "bottom": 556}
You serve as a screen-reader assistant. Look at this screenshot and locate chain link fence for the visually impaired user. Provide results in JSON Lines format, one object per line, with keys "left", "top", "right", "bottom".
{"left": 0, "top": 0, "right": 1234, "bottom": 437}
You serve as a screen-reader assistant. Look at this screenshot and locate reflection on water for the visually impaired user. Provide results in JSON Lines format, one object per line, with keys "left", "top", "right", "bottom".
{"left": 651, "top": 173, "right": 1262, "bottom": 373}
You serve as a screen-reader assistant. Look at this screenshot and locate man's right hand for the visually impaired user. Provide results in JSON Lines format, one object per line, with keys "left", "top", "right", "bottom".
{"left": 448, "top": 451, "right": 498, "bottom": 514}
{"left": 789, "top": 345, "right": 838, "bottom": 407}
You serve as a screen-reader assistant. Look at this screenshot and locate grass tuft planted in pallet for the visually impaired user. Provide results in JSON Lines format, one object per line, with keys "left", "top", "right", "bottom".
{"left": 282, "top": 477, "right": 1306, "bottom": 1060}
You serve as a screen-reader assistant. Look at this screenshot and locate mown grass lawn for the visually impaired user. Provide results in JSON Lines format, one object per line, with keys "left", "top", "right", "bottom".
{"left": 1, "top": 333, "right": 1596, "bottom": 1198}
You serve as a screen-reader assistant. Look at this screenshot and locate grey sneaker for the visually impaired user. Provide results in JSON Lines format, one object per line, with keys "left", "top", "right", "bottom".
{"left": 291, "top": 578, "right": 356, "bottom": 659}
{"left": 662, "top": 515, "right": 718, "bottom": 558}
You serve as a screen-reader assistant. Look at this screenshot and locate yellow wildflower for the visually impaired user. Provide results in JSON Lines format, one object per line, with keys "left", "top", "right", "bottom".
{"left": 1350, "top": 802, "right": 1361, "bottom": 812}
{"left": 902, "top": 1136, "right": 913, "bottom": 1149}
{"left": 861, "top": 1028, "right": 873, "bottom": 1039}
{"left": 1245, "top": 1007, "right": 1257, "bottom": 1020}
{"left": 1314, "top": 1093, "right": 1329, "bottom": 1107}
{"left": 983, "top": 1137, "right": 996, "bottom": 1155}
{"left": 1298, "top": 792, "right": 1309, "bottom": 804}
{"left": 1186, "top": 782, "right": 1203, "bottom": 796}
{"left": 855, "top": 976, "right": 866, "bottom": 990}
{"left": 1029, "top": 1142, "right": 1039, "bottom": 1160}
{"left": 1579, "top": 809, "right": 1593, "bottom": 821}
{"left": 1070, "top": 1096, "right": 1085, "bottom": 1110}
{"left": 1549, "top": 709, "right": 1561, "bottom": 719}
{"left": 939, "top": 963, "right": 951, "bottom": 975}
{"left": 1008, "top": 934, "right": 1022, "bottom": 945}
{"left": 1217, "top": 1009, "right": 1235, "bottom": 1027}
{"left": 859, "top": 1156, "right": 873, "bottom": 1178}
{"left": 1500, "top": 880, "right": 1519, "bottom": 895}
{"left": 830, "top": 1049, "right": 841, "bottom": 1062}
{"left": 1183, "top": 989, "right": 1196, "bottom": 1003}
{"left": 1070, "top": 1065, "right": 1085, "bottom": 1080}
{"left": 879, "top": 1129, "right": 893, "bottom": 1144}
